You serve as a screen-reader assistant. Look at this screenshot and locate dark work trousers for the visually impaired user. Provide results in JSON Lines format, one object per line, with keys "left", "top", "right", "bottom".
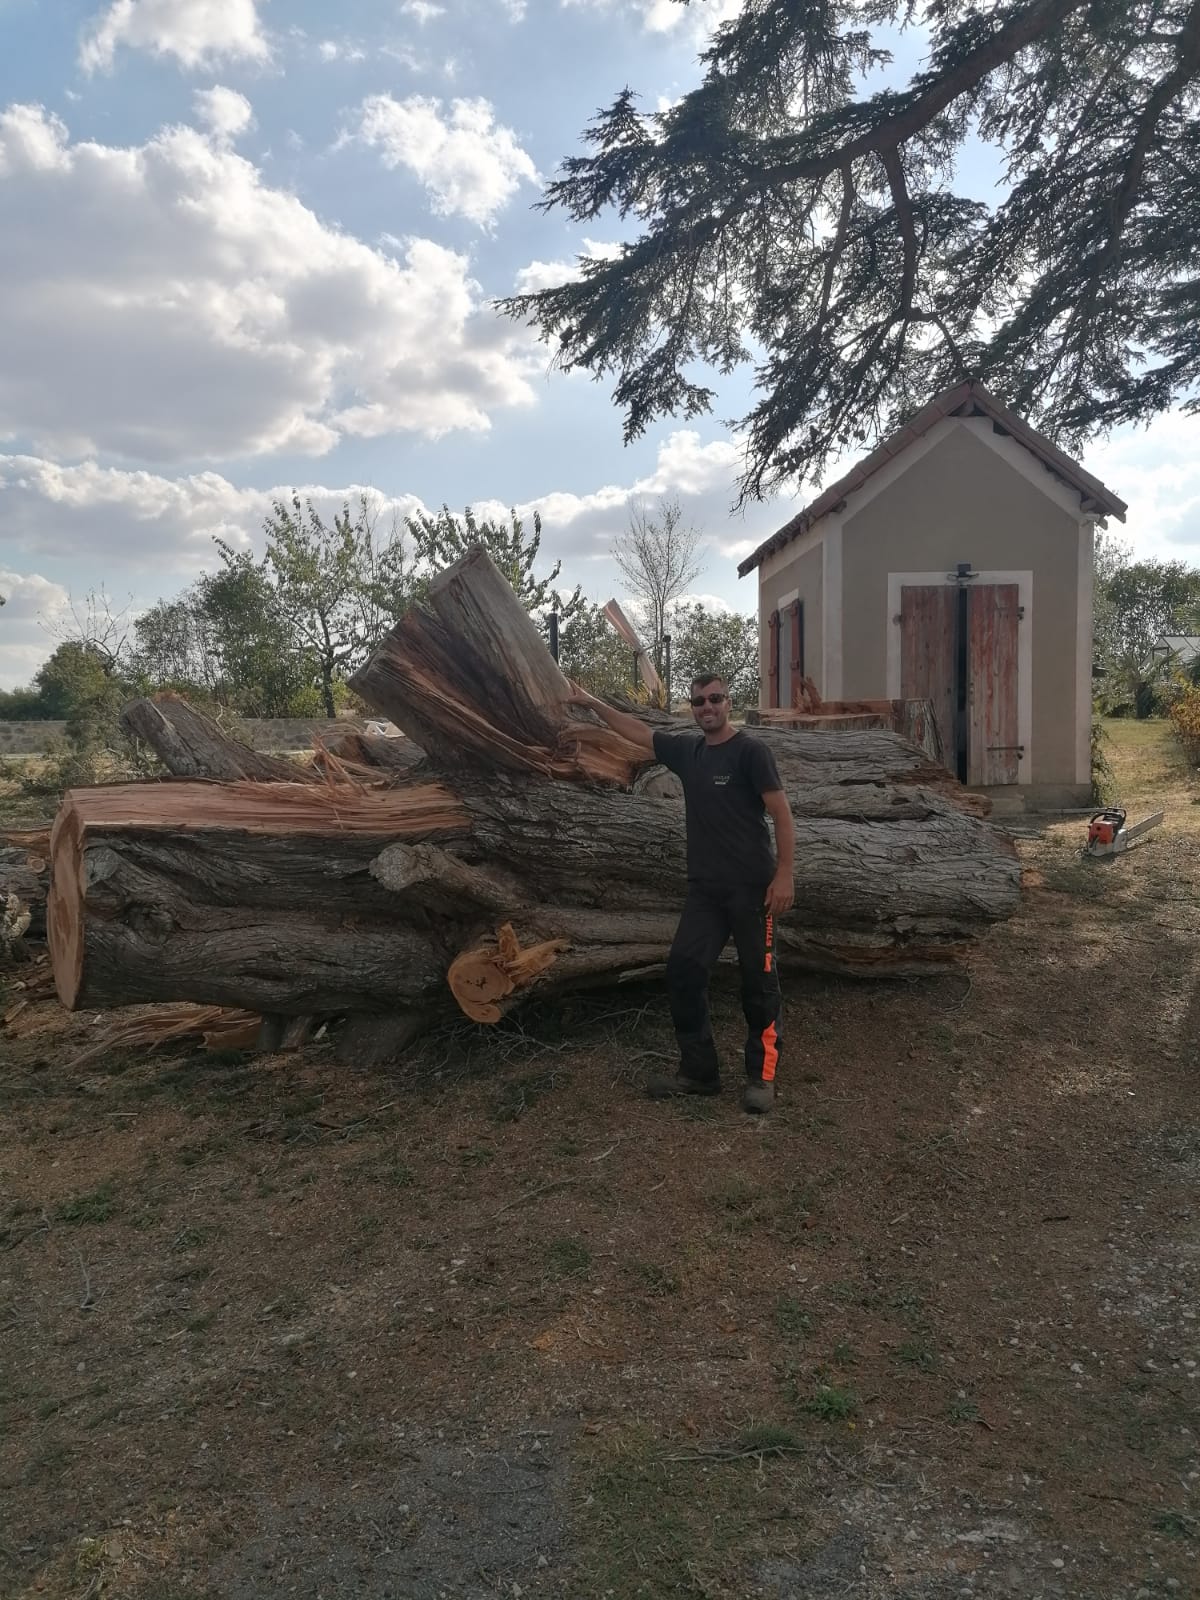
{"left": 665, "top": 882, "right": 783, "bottom": 1085}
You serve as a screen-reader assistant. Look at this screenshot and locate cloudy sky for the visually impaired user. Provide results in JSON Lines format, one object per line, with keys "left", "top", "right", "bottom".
{"left": 1, "top": 0, "right": 1197, "bottom": 688}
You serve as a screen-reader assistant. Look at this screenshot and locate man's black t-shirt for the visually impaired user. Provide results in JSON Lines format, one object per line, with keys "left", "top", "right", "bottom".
{"left": 653, "top": 729, "right": 783, "bottom": 887}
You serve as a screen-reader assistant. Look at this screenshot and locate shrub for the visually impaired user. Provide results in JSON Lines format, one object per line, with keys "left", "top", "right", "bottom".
{"left": 1090, "top": 715, "right": 1116, "bottom": 805}
{"left": 1168, "top": 681, "right": 1200, "bottom": 764}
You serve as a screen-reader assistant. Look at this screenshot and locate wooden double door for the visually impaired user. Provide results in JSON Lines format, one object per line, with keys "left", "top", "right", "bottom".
{"left": 899, "top": 581, "right": 1022, "bottom": 786}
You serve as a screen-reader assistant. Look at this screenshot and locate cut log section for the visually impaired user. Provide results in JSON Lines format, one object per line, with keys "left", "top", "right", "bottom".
{"left": 747, "top": 699, "right": 946, "bottom": 769}
{"left": 0, "top": 845, "right": 48, "bottom": 938}
{"left": 350, "top": 545, "right": 648, "bottom": 785}
{"left": 448, "top": 923, "right": 569, "bottom": 1023}
{"left": 47, "top": 781, "right": 467, "bottom": 1012}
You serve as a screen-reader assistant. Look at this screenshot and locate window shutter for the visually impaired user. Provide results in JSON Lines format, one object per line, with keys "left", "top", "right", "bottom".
{"left": 788, "top": 600, "right": 804, "bottom": 681}
{"left": 767, "top": 610, "right": 780, "bottom": 708}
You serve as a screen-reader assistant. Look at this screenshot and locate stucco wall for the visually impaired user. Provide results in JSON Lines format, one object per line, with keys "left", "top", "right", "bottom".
{"left": 757, "top": 541, "right": 824, "bottom": 700}
{"left": 838, "top": 423, "right": 1082, "bottom": 785}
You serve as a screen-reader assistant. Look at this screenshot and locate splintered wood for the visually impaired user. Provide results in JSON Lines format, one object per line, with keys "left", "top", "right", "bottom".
{"left": 67, "top": 1005, "right": 265, "bottom": 1071}
{"left": 45, "top": 544, "right": 1023, "bottom": 1037}
{"left": 448, "top": 923, "right": 569, "bottom": 1023}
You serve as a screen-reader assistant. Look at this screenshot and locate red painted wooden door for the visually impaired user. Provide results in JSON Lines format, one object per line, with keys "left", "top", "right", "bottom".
{"left": 899, "top": 585, "right": 957, "bottom": 771}
{"left": 967, "top": 583, "right": 1021, "bottom": 785}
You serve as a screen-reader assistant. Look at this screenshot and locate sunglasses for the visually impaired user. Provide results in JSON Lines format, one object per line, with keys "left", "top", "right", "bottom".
{"left": 690, "top": 692, "right": 727, "bottom": 707}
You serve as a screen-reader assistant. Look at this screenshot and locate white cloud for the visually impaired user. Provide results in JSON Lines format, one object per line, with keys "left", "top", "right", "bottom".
{"left": 0, "top": 569, "right": 71, "bottom": 690}
{"left": 499, "top": 0, "right": 528, "bottom": 19}
{"left": 1081, "top": 412, "right": 1200, "bottom": 561}
{"left": 192, "top": 85, "right": 255, "bottom": 142}
{"left": 0, "top": 429, "right": 773, "bottom": 681}
{"left": 0, "top": 103, "right": 539, "bottom": 464}
{"left": 513, "top": 238, "right": 623, "bottom": 294}
{"left": 676, "top": 590, "right": 732, "bottom": 613}
{"left": 399, "top": 0, "right": 445, "bottom": 21}
{"left": 469, "top": 427, "right": 779, "bottom": 581}
{"left": 0, "top": 456, "right": 424, "bottom": 572}
{"left": 562, "top": 0, "right": 744, "bottom": 41}
{"left": 0, "top": 568, "right": 70, "bottom": 623}
{"left": 354, "top": 94, "right": 539, "bottom": 226}
{"left": 80, "top": 0, "right": 271, "bottom": 73}
{"left": 318, "top": 39, "right": 367, "bottom": 62}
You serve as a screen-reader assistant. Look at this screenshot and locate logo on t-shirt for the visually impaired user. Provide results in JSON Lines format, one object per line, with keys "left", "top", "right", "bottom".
{"left": 713, "top": 774, "right": 730, "bottom": 786}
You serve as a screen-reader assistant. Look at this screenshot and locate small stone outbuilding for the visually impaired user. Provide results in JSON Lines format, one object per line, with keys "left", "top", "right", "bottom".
{"left": 739, "top": 380, "right": 1127, "bottom": 808}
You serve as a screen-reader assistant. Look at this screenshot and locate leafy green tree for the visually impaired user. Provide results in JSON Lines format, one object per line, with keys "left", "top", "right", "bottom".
{"left": 253, "top": 496, "right": 376, "bottom": 717}
{"left": 0, "top": 685, "right": 45, "bottom": 719}
{"left": 130, "top": 588, "right": 219, "bottom": 695}
{"left": 502, "top": 0, "right": 1200, "bottom": 499}
{"left": 669, "top": 602, "right": 760, "bottom": 709}
{"left": 1093, "top": 537, "right": 1200, "bottom": 716}
{"left": 196, "top": 560, "right": 314, "bottom": 717}
{"left": 213, "top": 494, "right": 412, "bottom": 717}
{"left": 556, "top": 600, "right": 640, "bottom": 697}
{"left": 32, "top": 641, "right": 121, "bottom": 723}
{"left": 406, "top": 505, "right": 584, "bottom": 623}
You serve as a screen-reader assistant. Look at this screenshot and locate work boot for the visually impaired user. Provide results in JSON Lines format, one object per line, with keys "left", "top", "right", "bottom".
{"left": 742, "top": 1078, "right": 775, "bottom": 1115}
{"left": 646, "top": 1070, "right": 721, "bottom": 1100}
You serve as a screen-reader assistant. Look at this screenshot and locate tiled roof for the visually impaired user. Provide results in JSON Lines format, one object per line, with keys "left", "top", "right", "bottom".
{"left": 737, "top": 380, "right": 1128, "bottom": 577}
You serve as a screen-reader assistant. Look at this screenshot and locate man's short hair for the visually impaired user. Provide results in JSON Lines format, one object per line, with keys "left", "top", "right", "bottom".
{"left": 691, "top": 673, "right": 725, "bottom": 692}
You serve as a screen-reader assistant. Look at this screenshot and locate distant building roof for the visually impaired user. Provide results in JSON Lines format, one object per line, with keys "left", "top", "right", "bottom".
{"left": 738, "top": 379, "right": 1128, "bottom": 578}
{"left": 1153, "top": 634, "right": 1200, "bottom": 664}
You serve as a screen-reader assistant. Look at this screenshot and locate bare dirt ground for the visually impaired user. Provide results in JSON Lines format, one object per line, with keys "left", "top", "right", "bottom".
{"left": 1, "top": 720, "right": 1197, "bottom": 1599}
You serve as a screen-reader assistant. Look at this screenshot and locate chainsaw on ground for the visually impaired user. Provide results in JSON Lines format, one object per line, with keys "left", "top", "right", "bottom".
{"left": 1085, "top": 807, "right": 1164, "bottom": 857}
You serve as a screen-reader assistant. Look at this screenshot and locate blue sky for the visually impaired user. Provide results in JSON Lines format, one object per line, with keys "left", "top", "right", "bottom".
{"left": 0, "top": 0, "right": 1196, "bottom": 687}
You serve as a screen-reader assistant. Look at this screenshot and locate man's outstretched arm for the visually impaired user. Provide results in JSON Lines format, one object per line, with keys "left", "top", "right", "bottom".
{"left": 566, "top": 683, "right": 656, "bottom": 754}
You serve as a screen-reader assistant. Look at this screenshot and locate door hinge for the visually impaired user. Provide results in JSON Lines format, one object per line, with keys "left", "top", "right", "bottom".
{"left": 987, "top": 745, "right": 1025, "bottom": 755}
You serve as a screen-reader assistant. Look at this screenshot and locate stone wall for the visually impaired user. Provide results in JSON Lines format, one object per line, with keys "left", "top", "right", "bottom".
{"left": 0, "top": 717, "right": 360, "bottom": 756}
{"left": 0, "top": 722, "right": 68, "bottom": 756}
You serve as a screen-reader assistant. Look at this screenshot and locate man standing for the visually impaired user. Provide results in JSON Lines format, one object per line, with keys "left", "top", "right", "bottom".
{"left": 568, "top": 675, "right": 795, "bottom": 1113}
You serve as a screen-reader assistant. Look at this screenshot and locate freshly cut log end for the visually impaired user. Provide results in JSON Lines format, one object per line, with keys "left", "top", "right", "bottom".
{"left": 448, "top": 922, "right": 568, "bottom": 1023}
{"left": 47, "top": 803, "right": 85, "bottom": 1009}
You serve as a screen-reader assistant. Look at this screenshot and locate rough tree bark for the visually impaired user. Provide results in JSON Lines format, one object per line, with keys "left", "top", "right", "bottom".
{"left": 120, "top": 694, "right": 321, "bottom": 783}
{"left": 1, "top": 844, "right": 48, "bottom": 939}
{"left": 48, "top": 768, "right": 1020, "bottom": 1015}
{"left": 49, "top": 546, "right": 1022, "bottom": 1027}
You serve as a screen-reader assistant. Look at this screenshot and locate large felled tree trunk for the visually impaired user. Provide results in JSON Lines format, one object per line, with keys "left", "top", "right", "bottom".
{"left": 48, "top": 766, "right": 1019, "bottom": 1016}
{"left": 48, "top": 546, "right": 1022, "bottom": 1026}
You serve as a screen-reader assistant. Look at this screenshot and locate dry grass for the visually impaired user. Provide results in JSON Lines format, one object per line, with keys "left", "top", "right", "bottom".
{"left": 0, "top": 721, "right": 1197, "bottom": 1597}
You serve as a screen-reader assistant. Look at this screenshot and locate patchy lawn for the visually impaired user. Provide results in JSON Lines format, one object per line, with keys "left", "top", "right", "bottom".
{"left": 1, "top": 722, "right": 1197, "bottom": 1598}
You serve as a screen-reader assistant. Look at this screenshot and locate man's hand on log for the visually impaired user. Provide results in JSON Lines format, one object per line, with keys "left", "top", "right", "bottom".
{"left": 764, "top": 870, "right": 795, "bottom": 918}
